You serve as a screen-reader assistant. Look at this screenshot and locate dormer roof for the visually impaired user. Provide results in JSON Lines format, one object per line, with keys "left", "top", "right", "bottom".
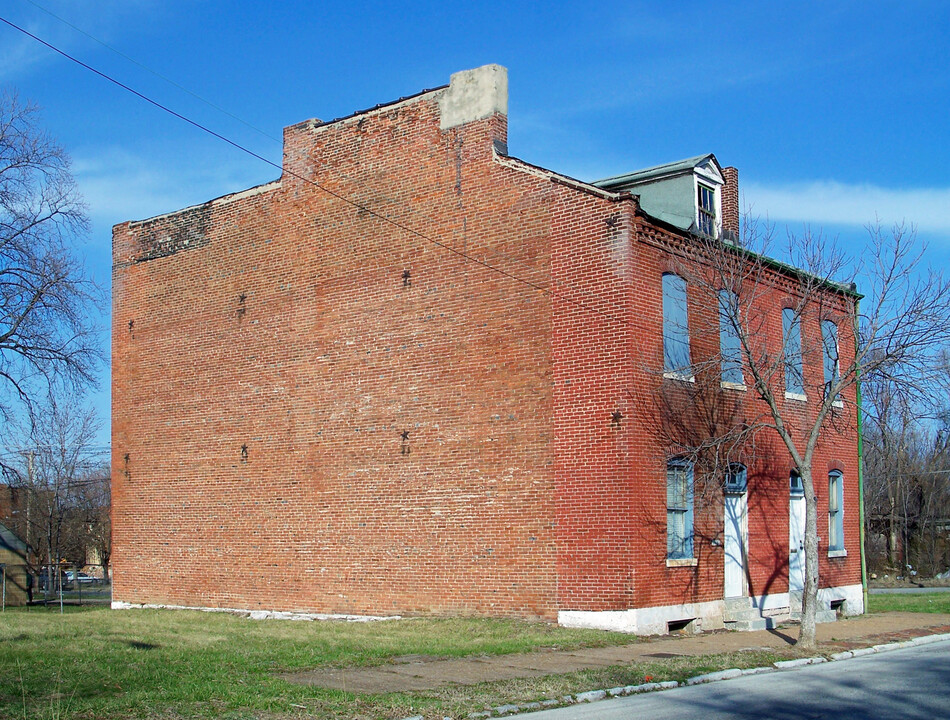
{"left": 592, "top": 153, "right": 723, "bottom": 191}
{"left": 591, "top": 153, "right": 725, "bottom": 235}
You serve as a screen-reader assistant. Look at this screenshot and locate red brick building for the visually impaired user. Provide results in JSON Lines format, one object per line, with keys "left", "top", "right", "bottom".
{"left": 112, "top": 65, "right": 863, "bottom": 633}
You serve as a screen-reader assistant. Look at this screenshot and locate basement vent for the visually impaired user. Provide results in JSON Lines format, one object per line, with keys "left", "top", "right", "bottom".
{"left": 667, "top": 618, "right": 696, "bottom": 634}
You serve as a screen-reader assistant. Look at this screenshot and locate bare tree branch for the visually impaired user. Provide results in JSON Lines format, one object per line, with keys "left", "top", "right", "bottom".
{"left": 0, "top": 91, "right": 103, "bottom": 425}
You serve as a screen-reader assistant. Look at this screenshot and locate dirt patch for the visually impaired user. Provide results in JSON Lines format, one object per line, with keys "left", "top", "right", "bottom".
{"left": 868, "top": 573, "right": 950, "bottom": 589}
{"left": 283, "top": 611, "right": 950, "bottom": 694}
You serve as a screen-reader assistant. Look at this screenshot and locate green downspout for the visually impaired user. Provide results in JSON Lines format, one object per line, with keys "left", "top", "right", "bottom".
{"left": 854, "top": 297, "right": 869, "bottom": 614}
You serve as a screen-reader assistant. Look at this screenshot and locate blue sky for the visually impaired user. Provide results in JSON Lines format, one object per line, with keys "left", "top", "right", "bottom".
{"left": 2, "top": 0, "right": 949, "bottom": 448}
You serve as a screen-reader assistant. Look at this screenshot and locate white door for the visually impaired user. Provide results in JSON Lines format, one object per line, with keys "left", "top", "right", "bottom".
{"left": 789, "top": 494, "right": 806, "bottom": 596}
{"left": 724, "top": 491, "right": 748, "bottom": 598}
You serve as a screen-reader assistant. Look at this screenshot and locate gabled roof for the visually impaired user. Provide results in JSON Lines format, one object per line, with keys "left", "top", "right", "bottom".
{"left": 0, "top": 522, "right": 26, "bottom": 555}
{"left": 592, "top": 153, "right": 723, "bottom": 190}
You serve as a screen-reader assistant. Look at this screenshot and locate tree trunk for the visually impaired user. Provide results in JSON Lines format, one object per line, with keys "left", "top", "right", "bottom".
{"left": 797, "top": 468, "right": 820, "bottom": 649}
{"left": 887, "top": 480, "right": 898, "bottom": 566}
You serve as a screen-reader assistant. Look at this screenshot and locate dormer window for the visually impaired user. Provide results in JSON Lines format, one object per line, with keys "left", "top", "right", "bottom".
{"left": 698, "top": 183, "right": 717, "bottom": 237}
{"left": 591, "top": 153, "right": 730, "bottom": 240}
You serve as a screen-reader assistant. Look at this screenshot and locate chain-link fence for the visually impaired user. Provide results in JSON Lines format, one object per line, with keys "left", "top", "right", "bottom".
{"left": 30, "top": 563, "right": 111, "bottom": 607}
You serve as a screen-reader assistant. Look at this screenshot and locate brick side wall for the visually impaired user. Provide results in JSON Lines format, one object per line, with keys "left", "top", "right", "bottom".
{"left": 113, "top": 95, "right": 559, "bottom": 618}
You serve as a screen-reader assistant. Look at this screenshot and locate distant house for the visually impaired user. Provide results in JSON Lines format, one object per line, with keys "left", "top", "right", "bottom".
{"left": 0, "top": 522, "right": 30, "bottom": 606}
{"left": 111, "top": 65, "right": 863, "bottom": 634}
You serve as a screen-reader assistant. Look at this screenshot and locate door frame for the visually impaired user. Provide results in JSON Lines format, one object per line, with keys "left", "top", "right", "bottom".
{"left": 724, "top": 466, "right": 749, "bottom": 599}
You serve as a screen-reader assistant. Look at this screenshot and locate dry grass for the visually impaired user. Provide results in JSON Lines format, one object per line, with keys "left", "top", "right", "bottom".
{"left": 0, "top": 606, "right": 634, "bottom": 719}
{"left": 0, "top": 606, "right": 801, "bottom": 719}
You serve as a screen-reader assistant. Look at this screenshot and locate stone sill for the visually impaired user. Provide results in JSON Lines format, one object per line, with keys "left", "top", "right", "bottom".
{"left": 664, "top": 371, "right": 696, "bottom": 383}
{"left": 666, "top": 558, "right": 699, "bottom": 568}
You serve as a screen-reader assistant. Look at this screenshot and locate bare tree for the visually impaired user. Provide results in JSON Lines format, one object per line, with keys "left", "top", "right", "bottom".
{"left": 70, "top": 462, "right": 111, "bottom": 579}
{"left": 0, "top": 92, "right": 102, "bottom": 426}
{"left": 863, "top": 361, "right": 950, "bottom": 577}
{"left": 1, "top": 392, "right": 103, "bottom": 596}
{"left": 657, "top": 219, "right": 950, "bottom": 649}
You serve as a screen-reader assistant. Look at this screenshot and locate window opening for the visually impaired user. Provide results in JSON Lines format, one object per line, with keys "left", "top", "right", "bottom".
{"left": 783, "top": 308, "right": 804, "bottom": 396}
{"left": 667, "top": 460, "right": 694, "bottom": 559}
{"left": 719, "top": 289, "right": 743, "bottom": 384}
{"left": 663, "top": 274, "right": 691, "bottom": 378}
{"left": 725, "top": 463, "right": 747, "bottom": 493}
{"left": 698, "top": 183, "right": 717, "bottom": 237}
{"left": 821, "top": 320, "right": 840, "bottom": 401}
{"left": 790, "top": 470, "right": 804, "bottom": 497}
{"left": 828, "top": 470, "right": 844, "bottom": 551}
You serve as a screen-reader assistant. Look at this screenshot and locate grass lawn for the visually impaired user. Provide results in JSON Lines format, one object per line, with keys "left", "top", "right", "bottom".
{"left": 0, "top": 606, "right": 787, "bottom": 720}
{"left": 867, "top": 592, "right": 950, "bottom": 614}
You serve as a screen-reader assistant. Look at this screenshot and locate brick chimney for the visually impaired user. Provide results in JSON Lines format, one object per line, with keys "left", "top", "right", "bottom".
{"left": 438, "top": 64, "right": 508, "bottom": 130}
{"left": 721, "top": 166, "right": 739, "bottom": 239}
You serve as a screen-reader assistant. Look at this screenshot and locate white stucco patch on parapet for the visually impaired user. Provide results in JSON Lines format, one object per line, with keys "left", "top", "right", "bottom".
{"left": 438, "top": 64, "right": 508, "bottom": 130}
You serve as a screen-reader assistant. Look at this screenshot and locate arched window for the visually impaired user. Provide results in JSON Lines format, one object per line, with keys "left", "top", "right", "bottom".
{"left": 821, "top": 320, "right": 840, "bottom": 401}
{"left": 828, "top": 470, "right": 844, "bottom": 551}
{"left": 783, "top": 308, "right": 804, "bottom": 397}
{"left": 725, "top": 463, "right": 747, "bottom": 493}
{"left": 790, "top": 470, "right": 804, "bottom": 496}
{"left": 667, "top": 459, "right": 694, "bottom": 559}
{"left": 663, "top": 273, "right": 691, "bottom": 378}
{"left": 718, "top": 290, "right": 743, "bottom": 385}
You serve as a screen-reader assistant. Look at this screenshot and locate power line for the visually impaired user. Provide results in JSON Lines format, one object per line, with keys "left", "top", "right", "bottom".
{"left": 22, "top": 0, "right": 280, "bottom": 143}
{"left": 26, "top": 5, "right": 624, "bottom": 320}
{"left": 23, "top": 1, "right": 567, "bottom": 301}
{"left": 0, "top": 15, "right": 631, "bottom": 329}
{"left": 27, "top": 0, "right": 604, "bottom": 312}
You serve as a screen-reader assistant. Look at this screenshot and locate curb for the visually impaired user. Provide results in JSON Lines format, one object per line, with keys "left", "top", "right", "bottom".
{"left": 397, "top": 631, "right": 950, "bottom": 720}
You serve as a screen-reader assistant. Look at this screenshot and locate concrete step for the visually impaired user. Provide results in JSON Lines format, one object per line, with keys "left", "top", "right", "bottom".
{"left": 725, "top": 617, "right": 773, "bottom": 631}
{"left": 723, "top": 596, "right": 753, "bottom": 612}
{"left": 762, "top": 606, "right": 792, "bottom": 620}
{"left": 788, "top": 609, "right": 838, "bottom": 624}
{"left": 723, "top": 597, "right": 756, "bottom": 621}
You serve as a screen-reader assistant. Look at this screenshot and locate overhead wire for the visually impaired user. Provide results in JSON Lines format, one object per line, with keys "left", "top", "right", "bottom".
{"left": 21, "top": 0, "right": 281, "bottom": 143}
{"left": 21, "top": 0, "right": 573, "bottom": 300}
{"left": 0, "top": 13, "right": 632, "bottom": 329}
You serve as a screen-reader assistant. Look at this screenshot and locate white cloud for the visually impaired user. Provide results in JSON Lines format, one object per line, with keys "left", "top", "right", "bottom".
{"left": 71, "top": 146, "right": 272, "bottom": 244}
{"left": 743, "top": 180, "right": 950, "bottom": 236}
{"left": 0, "top": 1, "right": 160, "bottom": 83}
{"left": 73, "top": 148, "right": 191, "bottom": 223}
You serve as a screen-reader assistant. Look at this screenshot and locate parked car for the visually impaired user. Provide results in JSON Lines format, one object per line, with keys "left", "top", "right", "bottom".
{"left": 65, "top": 571, "right": 99, "bottom": 585}
{"left": 38, "top": 569, "right": 71, "bottom": 591}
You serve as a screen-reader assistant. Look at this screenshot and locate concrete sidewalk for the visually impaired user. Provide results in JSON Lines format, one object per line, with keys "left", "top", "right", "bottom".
{"left": 284, "top": 612, "right": 950, "bottom": 694}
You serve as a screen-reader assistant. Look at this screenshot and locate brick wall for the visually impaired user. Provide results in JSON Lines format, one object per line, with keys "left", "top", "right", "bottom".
{"left": 113, "top": 87, "right": 562, "bottom": 618}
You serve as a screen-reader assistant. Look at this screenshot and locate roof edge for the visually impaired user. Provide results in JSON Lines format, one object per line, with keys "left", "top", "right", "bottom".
{"left": 285, "top": 83, "right": 451, "bottom": 135}
{"left": 127, "top": 179, "right": 282, "bottom": 228}
{"left": 593, "top": 153, "right": 721, "bottom": 189}
{"left": 493, "top": 151, "right": 631, "bottom": 202}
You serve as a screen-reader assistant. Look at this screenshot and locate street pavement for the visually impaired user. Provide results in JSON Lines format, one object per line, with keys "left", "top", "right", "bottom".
{"left": 523, "top": 640, "right": 950, "bottom": 720}
{"left": 869, "top": 586, "right": 950, "bottom": 594}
